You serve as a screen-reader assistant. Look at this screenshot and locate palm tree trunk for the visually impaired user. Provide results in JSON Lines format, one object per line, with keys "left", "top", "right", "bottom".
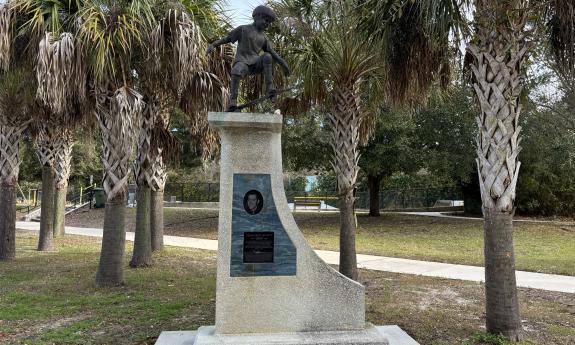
{"left": 484, "top": 208, "right": 522, "bottom": 341}
{"left": 96, "top": 192, "right": 127, "bottom": 287}
{"left": 330, "top": 83, "right": 361, "bottom": 281}
{"left": 131, "top": 102, "right": 155, "bottom": 264}
{"left": 53, "top": 132, "right": 73, "bottom": 237}
{"left": 468, "top": 1, "right": 529, "bottom": 340}
{"left": 0, "top": 124, "right": 26, "bottom": 260}
{"left": 53, "top": 184, "right": 67, "bottom": 237}
{"left": 36, "top": 124, "right": 58, "bottom": 249}
{"left": 130, "top": 186, "right": 152, "bottom": 267}
{"left": 38, "top": 165, "right": 55, "bottom": 251}
{"left": 95, "top": 87, "right": 143, "bottom": 287}
{"left": 151, "top": 189, "right": 164, "bottom": 251}
{"left": 0, "top": 182, "right": 16, "bottom": 260}
{"left": 368, "top": 174, "right": 381, "bottom": 217}
{"left": 339, "top": 189, "right": 358, "bottom": 279}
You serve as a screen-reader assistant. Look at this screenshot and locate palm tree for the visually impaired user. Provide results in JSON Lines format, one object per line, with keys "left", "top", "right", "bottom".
{"left": 0, "top": 1, "right": 35, "bottom": 260}
{"left": 76, "top": 0, "right": 154, "bottom": 286}
{"left": 466, "top": 0, "right": 532, "bottom": 341}
{"left": 272, "top": 0, "right": 462, "bottom": 280}
{"left": 129, "top": 0, "right": 227, "bottom": 265}
{"left": 270, "top": 0, "right": 384, "bottom": 280}
{"left": 14, "top": 0, "right": 88, "bottom": 248}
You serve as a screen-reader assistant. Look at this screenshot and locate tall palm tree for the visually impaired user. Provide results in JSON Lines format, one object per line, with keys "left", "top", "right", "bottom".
{"left": 129, "top": 0, "right": 227, "bottom": 265}
{"left": 466, "top": 0, "right": 532, "bottom": 340}
{"left": 271, "top": 0, "right": 384, "bottom": 280}
{"left": 14, "top": 0, "right": 88, "bottom": 248}
{"left": 0, "top": 1, "right": 35, "bottom": 260}
{"left": 77, "top": 0, "right": 154, "bottom": 286}
{"left": 272, "top": 0, "right": 462, "bottom": 280}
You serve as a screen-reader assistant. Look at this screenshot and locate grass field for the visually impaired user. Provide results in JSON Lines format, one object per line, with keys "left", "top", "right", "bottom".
{"left": 66, "top": 208, "right": 575, "bottom": 275}
{"left": 1, "top": 232, "right": 574, "bottom": 345}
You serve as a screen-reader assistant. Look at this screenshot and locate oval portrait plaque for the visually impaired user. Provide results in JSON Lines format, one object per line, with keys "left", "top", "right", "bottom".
{"left": 243, "top": 190, "right": 264, "bottom": 215}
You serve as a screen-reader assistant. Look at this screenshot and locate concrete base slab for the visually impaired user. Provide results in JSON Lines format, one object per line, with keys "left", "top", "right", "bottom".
{"left": 155, "top": 325, "right": 419, "bottom": 345}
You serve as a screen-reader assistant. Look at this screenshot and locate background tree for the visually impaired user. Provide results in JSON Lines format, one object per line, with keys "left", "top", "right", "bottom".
{"left": 281, "top": 111, "right": 331, "bottom": 174}
{"left": 413, "top": 86, "right": 479, "bottom": 212}
{"left": 359, "top": 108, "right": 419, "bottom": 216}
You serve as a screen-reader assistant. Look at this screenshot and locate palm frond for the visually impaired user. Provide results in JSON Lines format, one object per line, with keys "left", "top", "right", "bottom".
{"left": 548, "top": 0, "right": 575, "bottom": 83}
{"left": 78, "top": 0, "right": 155, "bottom": 87}
{"left": 36, "top": 31, "right": 86, "bottom": 116}
{"left": 13, "top": 0, "right": 84, "bottom": 36}
{"left": 0, "top": 67, "right": 35, "bottom": 127}
{"left": 180, "top": 70, "right": 226, "bottom": 160}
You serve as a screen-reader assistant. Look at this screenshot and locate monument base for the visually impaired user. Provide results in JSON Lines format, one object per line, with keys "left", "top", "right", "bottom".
{"left": 155, "top": 325, "right": 420, "bottom": 345}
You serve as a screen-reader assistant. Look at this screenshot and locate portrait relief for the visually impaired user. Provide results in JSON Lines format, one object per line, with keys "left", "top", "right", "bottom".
{"left": 243, "top": 190, "right": 264, "bottom": 215}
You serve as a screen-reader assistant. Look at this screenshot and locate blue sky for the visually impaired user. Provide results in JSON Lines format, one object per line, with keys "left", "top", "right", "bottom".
{"left": 222, "top": 0, "right": 266, "bottom": 26}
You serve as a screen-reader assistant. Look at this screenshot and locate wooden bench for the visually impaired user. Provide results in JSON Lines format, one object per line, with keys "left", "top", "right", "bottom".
{"left": 293, "top": 196, "right": 338, "bottom": 212}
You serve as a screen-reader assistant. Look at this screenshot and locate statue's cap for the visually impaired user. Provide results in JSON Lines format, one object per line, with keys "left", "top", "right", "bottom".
{"left": 252, "top": 5, "right": 277, "bottom": 21}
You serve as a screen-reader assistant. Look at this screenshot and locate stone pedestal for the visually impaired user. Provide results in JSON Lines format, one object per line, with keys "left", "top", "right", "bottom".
{"left": 155, "top": 112, "right": 418, "bottom": 345}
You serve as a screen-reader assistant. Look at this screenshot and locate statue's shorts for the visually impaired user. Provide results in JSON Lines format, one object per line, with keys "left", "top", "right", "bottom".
{"left": 231, "top": 58, "right": 265, "bottom": 77}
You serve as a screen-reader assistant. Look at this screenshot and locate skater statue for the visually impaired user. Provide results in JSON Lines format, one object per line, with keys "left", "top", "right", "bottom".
{"left": 206, "top": 5, "right": 290, "bottom": 112}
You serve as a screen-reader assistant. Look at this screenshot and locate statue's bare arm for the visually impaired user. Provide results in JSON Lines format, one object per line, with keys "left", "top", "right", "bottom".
{"left": 207, "top": 29, "right": 239, "bottom": 54}
{"left": 266, "top": 46, "right": 290, "bottom": 77}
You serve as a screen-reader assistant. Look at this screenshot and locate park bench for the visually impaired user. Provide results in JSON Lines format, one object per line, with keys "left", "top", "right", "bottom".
{"left": 293, "top": 196, "right": 338, "bottom": 211}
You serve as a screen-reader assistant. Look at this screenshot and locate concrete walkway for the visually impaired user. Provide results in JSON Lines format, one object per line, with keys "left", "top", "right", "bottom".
{"left": 401, "top": 211, "right": 575, "bottom": 225}
{"left": 16, "top": 221, "right": 575, "bottom": 294}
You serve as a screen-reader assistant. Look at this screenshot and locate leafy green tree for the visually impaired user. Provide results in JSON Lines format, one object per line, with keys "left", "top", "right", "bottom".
{"left": 312, "top": 173, "right": 337, "bottom": 193}
{"left": 282, "top": 112, "right": 331, "bottom": 173}
{"left": 359, "top": 108, "right": 419, "bottom": 216}
{"left": 285, "top": 175, "right": 307, "bottom": 191}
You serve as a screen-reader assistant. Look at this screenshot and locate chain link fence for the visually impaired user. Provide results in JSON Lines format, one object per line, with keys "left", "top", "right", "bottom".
{"left": 164, "top": 183, "right": 462, "bottom": 210}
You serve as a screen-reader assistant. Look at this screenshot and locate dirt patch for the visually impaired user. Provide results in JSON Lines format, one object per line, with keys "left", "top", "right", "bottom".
{"left": 2, "top": 314, "right": 91, "bottom": 342}
{"left": 363, "top": 270, "right": 575, "bottom": 345}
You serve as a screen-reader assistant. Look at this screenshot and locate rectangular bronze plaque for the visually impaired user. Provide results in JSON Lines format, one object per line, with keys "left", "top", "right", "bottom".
{"left": 243, "top": 232, "right": 274, "bottom": 263}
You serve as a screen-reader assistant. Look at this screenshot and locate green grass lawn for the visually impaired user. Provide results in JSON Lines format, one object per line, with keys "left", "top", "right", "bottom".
{"left": 1, "top": 232, "right": 574, "bottom": 345}
{"left": 298, "top": 213, "right": 575, "bottom": 276}
{"left": 66, "top": 208, "right": 575, "bottom": 276}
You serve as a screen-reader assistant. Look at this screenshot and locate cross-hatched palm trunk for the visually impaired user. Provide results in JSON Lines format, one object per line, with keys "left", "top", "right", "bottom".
{"left": 132, "top": 89, "right": 172, "bottom": 260}
{"left": 468, "top": 1, "right": 529, "bottom": 340}
{"left": 329, "top": 82, "right": 361, "bottom": 281}
{"left": 36, "top": 124, "right": 58, "bottom": 251}
{"left": 53, "top": 129, "right": 73, "bottom": 237}
{"left": 0, "top": 123, "right": 28, "bottom": 259}
{"left": 149, "top": 100, "right": 170, "bottom": 252}
{"left": 96, "top": 88, "right": 143, "bottom": 287}
{"left": 130, "top": 103, "right": 155, "bottom": 267}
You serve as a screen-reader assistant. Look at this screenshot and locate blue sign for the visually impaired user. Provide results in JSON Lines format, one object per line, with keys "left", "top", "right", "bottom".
{"left": 230, "top": 174, "right": 297, "bottom": 277}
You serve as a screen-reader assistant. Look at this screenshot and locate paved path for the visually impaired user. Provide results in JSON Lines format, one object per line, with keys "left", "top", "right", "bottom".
{"left": 401, "top": 211, "right": 575, "bottom": 225}
{"left": 16, "top": 221, "right": 575, "bottom": 294}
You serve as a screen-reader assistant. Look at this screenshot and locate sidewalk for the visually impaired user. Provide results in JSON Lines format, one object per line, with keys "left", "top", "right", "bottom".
{"left": 16, "top": 221, "right": 575, "bottom": 294}
{"left": 401, "top": 211, "right": 575, "bottom": 225}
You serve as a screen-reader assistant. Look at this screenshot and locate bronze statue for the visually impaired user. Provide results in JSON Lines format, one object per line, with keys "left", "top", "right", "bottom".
{"left": 207, "top": 5, "right": 290, "bottom": 112}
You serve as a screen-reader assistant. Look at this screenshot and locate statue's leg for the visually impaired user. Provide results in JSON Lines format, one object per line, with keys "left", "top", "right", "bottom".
{"left": 229, "top": 75, "right": 241, "bottom": 111}
{"left": 262, "top": 53, "right": 276, "bottom": 100}
{"left": 229, "top": 63, "right": 248, "bottom": 112}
